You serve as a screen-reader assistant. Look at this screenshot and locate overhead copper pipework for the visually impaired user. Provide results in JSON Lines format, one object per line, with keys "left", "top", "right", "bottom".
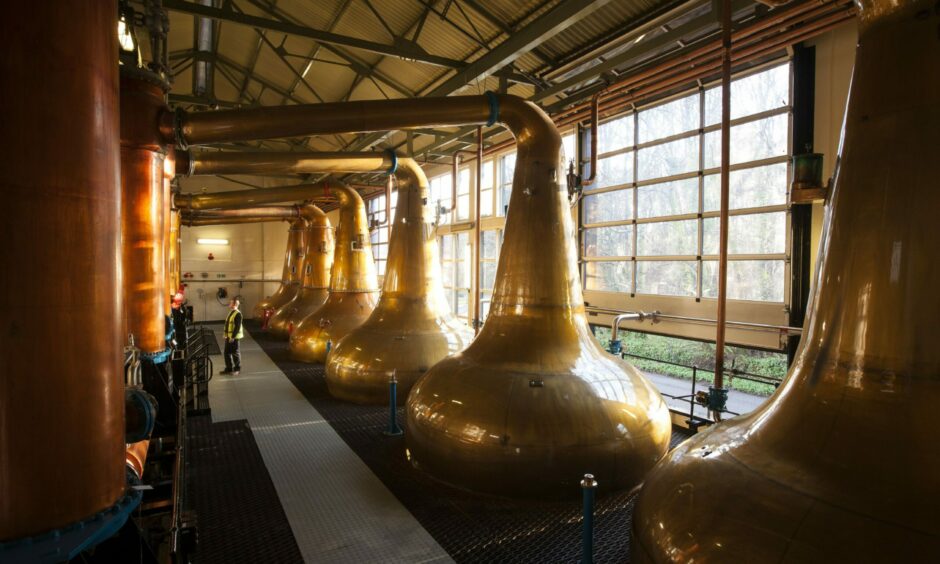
{"left": 326, "top": 157, "right": 475, "bottom": 405}
{"left": 181, "top": 204, "right": 335, "bottom": 337}
{"left": 1, "top": 0, "right": 125, "bottom": 541}
{"left": 164, "top": 93, "right": 671, "bottom": 497}
{"left": 632, "top": 0, "right": 940, "bottom": 560}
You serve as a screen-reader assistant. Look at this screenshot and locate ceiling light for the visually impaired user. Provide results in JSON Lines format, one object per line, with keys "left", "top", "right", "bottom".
{"left": 197, "top": 238, "right": 229, "bottom": 245}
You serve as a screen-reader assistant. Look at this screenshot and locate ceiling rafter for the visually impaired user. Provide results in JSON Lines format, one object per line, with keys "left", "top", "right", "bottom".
{"left": 164, "top": 0, "right": 467, "bottom": 68}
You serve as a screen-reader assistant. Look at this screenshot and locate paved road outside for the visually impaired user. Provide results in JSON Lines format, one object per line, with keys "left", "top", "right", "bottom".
{"left": 644, "top": 371, "right": 769, "bottom": 420}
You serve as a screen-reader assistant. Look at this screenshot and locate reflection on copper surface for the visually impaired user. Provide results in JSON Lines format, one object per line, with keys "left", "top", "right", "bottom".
{"left": 632, "top": 1, "right": 940, "bottom": 560}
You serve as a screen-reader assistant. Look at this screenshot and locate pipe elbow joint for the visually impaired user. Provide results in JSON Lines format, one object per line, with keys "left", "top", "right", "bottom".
{"left": 125, "top": 388, "right": 158, "bottom": 443}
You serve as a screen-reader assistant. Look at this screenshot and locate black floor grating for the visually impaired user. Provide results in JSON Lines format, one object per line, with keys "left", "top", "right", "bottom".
{"left": 186, "top": 415, "right": 303, "bottom": 564}
{"left": 248, "top": 320, "right": 692, "bottom": 563}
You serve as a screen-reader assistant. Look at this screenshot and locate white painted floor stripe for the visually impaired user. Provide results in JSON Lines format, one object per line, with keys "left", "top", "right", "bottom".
{"left": 204, "top": 324, "right": 452, "bottom": 564}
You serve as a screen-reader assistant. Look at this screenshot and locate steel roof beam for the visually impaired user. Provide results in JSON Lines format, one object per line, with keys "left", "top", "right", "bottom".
{"left": 164, "top": 0, "right": 466, "bottom": 69}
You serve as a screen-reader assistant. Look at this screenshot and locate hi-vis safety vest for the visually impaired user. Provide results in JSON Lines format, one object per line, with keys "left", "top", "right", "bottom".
{"left": 224, "top": 309, "right": 244, "bottom": 339}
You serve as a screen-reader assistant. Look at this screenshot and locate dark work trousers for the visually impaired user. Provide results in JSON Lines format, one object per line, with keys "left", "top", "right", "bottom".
{"left": 224, "top": 338, "right": 241, "bottom": 372}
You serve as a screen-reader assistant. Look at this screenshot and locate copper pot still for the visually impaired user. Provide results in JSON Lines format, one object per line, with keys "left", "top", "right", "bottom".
{"left": 267, "top": 207, "right": 334, "bottom": 338}
{"left": 631, "top": 0, "right": 940, "bottom": 560}
{"left": 402, "top": 97, "right": 672, "bottom": 498}
{"left": 289, "top": 182, "right": 379, "bottom": 363}
{"left": 252, "top": 219, "right": 307, "bottom": 320}
{"left": 326, "top": 159, "right": 474, "bottom": 405}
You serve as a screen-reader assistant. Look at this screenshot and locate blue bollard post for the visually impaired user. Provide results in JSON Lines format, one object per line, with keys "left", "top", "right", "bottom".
{"left": 383, "top": 374, "right": 404, "bottom": 437}
{"left": 581, "top": 473, "right": 597, "bottom": 564}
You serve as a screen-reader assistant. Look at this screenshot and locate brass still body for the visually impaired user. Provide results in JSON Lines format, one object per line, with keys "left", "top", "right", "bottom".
{"left": 268, "top": 208, "right": 334, "bottom": 338}
{"left": 632, "top": 0, "right": 940, "bottom": 560}
{"left": 253, "top": 219, "right": 306, "bottom": 320}
{"left": 0, "top": 0, "right": 125, "bottom": 540}
{"left": 290, "top": 183, "right": 379, "bottom": 363}
{"left": 326, "top": 159, "right": 474, "bottom": 404}
{"left": 399, "top": 97, "right": 672, "bottom": 497}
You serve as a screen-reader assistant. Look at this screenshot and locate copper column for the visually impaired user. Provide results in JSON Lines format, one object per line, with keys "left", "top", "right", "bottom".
{"left": 0, "top": 0, "right": 125, "bottom": 540}
{"left": 121, "top": 73, "right": 170, "bottom": 354}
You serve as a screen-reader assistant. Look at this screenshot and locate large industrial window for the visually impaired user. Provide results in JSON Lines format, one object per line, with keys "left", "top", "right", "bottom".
{"left": 480, "top": 158, "right": 494, "bottom": 217}
{"left": 478, "top": 228, "right": 503, "bottom": 321}
{"left": 440, "top": 232, "right": 470, "bottom": 321}
{"left": 582, "top": 62, "right": 791, "bottom": 302}
{"left": 429, "top": 173, "right": 453, "bottom": 225}
{"left": 368, "top": 189, "right": 397, "bottom": 277}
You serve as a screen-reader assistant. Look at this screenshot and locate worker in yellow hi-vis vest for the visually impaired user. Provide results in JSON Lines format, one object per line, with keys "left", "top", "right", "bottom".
{"left": 222, "top": 297, "right": 244, "bottom": 375}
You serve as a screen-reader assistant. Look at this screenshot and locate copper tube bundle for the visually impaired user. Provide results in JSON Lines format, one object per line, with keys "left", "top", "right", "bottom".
{"left": 632, "top": 0, "right": 940, "bottom": 560}
{"left": 1, "top": 0, "right": 125, "bottom": 540}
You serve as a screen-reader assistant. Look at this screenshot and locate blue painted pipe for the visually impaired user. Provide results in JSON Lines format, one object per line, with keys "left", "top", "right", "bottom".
{"left": 608, "top": 339, "right": 622, "bottom": 355}
{"left": 581, "top": 473, "right": 597, "bottom": 564}
{"left": 384, "top": 376, "right": 404, "bottom": 437}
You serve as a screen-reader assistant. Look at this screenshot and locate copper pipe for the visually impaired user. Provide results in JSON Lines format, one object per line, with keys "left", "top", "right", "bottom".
{"left": 582, "top": 93, "right": 600, "bottom": 187}
{"left": 122, "top": 74, "right": 170, "bottom": 355}
{"left": 633, "top": 0, "right": 940, "bottom": 560}
{"left": 184, "top": 216, "right": 291, "bottom": 226}
{"left": 326, "top": 158, "right": 474, "bottom": 404}
{"left": 173, "top": 95, "right": 670, "bottom": 496}
{"left": 555, "top": 0, "right": 848, "bottom": 121}
{"left": 472, "top": 126, "right": 483, "bottom": 334}
{"left": 125, "top": 440, "right": 150, "bottom": 481}
{"left": 714, "top": 0, "right": 733, "bottom": 392}
{"left": 0, "top": 0, "right": 124, "bottom": 541}
{"left": 556, "top": 7, "right": 856, "bottom": 130}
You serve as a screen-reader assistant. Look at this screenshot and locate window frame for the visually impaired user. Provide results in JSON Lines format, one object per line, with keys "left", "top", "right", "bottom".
{"left": 580, "top": 60, "right": 793, "bottom": 305}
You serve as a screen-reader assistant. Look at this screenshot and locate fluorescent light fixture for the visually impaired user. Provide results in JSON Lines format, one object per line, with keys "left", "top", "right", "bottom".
{"left": 197, "top": 238, "right": 229, "bottom": 245}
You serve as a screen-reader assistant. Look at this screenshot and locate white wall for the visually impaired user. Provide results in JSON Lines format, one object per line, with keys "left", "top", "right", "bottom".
{"left": 178, "top": 174, "right": 340, "bottom": 322}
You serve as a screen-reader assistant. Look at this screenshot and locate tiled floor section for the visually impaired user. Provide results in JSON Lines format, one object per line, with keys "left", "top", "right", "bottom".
{"left": 205, "top": 324, "right": 452, "bottom": 564}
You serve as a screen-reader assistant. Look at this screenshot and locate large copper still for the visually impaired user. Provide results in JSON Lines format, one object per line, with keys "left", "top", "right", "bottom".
{"left": 1, "top": 0, "right": 125, "bottom": 540}
{"left": 326, "top": 158, "right": 474, "bottom": 405}
{"left": 632, "top": 0, "right": 940, "bottom": 560}
{"left": 256, "top": 219, "right": 306, "bottom": 320}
